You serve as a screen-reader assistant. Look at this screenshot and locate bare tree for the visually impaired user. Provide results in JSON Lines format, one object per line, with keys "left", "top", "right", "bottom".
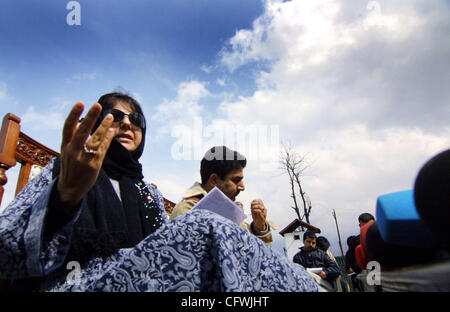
{"left": 279, "top": 143, "right": 313, "bottom": 224}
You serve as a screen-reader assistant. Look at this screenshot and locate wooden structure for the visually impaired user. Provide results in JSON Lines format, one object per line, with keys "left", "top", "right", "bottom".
{"left": 0, "top": 113, "right": 176, "bottom": 212}
{"left": 279, "top": 218, "right": 321, "bottom": 236}
{"left": 0, "top": 114, "right": 59, "bottom": 203}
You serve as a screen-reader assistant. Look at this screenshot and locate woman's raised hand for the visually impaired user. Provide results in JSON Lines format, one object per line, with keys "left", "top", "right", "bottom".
{"left": 57, "top": 102, "right": 117, "bottom": 208}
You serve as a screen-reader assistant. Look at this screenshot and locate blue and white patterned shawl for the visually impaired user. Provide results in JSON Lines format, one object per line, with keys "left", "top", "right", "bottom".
{"left": 0, "top": 159, "right": 319, "bottom": 292}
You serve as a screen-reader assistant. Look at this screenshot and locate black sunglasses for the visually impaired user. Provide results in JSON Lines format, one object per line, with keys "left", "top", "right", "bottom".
{"left": 103, "top": 109, "right": 146, "bottom": 129}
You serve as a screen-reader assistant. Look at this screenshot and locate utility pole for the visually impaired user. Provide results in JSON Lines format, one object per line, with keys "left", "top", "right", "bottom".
{"left": 332, "top": 209, "right": 345, "bottom": 259}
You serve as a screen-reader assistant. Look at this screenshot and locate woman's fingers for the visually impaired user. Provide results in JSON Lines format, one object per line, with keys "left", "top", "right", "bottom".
{"left": 57, "top": 102, "right": 117, "bottom": 208}
{"left": 61, "top": 102, "right": 84, "bottom": 149}
{"left": 71, "top": 103, "right": 103, "bottom": 150}
{"left": 96, "top": 127, "right": 117, "bottom": 157}
{"left": 84, "top": 113, "right": 114, "bottom": 151}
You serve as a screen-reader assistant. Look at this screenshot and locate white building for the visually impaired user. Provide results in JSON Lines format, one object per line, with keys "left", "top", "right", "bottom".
{"left": 279, "top": 219, "right": 321, "bottom": 261}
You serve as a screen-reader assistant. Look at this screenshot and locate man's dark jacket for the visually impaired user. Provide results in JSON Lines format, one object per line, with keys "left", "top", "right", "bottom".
{"left": 293, "top": 247, "right": 341, "bottom": 283}
{"left": 344, "top": 235, "right": 362, "bottom": 274}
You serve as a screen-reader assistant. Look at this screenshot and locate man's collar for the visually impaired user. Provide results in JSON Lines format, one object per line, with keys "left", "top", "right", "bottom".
{"left": 300, "top": 246, "right": 317, "bottom": 252}
{"left": 183, "top": 182, "right": 208, "bottom": 199}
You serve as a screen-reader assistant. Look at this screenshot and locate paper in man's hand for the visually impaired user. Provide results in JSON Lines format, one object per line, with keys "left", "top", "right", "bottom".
{"left": 307, "top": 268, "right": 323, "bottom": 274}
{"left": 192, "top": 187, "right": 247, "bottom": 225}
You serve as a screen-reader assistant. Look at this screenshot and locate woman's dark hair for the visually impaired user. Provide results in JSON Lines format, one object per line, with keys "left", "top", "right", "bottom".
{"left": 200, "top": 146, "right": 247, "bottom": 185}
{"left": 316, "top": 236, "right": 331, "bottom": 251}
{"left": 97, "top": 92, "right": 144, "bottom": 117}
{"left": 303, "top": 230, "right": 317, "bottom": 241}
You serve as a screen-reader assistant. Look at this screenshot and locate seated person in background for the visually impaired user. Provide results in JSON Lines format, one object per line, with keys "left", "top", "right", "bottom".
{"left": 169, "top": 146, "right": 274, "bottom": 245}
{"left": 345, "top": 235, "right": 362, "bottom": 274}
{"left": 316, "top": 236, "right": 348, "bottom": 292}
{"left": 316, "top": 236, "right": 337, "bottom": 262}
{"left": 293, "top": 231, "right": 341, "bottom": 291}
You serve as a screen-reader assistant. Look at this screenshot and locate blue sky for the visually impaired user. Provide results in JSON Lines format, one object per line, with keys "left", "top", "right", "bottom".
{"left": 1, "top": 0, "right": 449, "bottom": 257}
{"left": 0, "top": 0, "right": 262, "bottom": 104}
{"left": 0, "top": 0, "right": 265, "bottom": 197}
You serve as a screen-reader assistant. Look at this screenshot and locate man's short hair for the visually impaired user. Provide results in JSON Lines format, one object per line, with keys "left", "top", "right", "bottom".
{"left": 200, "top": 146, "right": 247, "bottom": 185}
{"left": 316, "top": 236, "right": 331, "bottom": 251}
{"left": 347, "top": 235, "right": 360, "bottom": 249}
{"left": 358, "top": 213, "right": 375, "bottom": 223}
{"left": 303, "top": 230, "right": 317, "bottom": 241}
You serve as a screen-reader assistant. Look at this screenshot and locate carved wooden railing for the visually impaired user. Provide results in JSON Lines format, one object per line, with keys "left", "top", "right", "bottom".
{"left": 0, "top": 114, "right": 59, "bottom": 205}
{"left": 16, "top": 130, "right": 60, "bottom": 195}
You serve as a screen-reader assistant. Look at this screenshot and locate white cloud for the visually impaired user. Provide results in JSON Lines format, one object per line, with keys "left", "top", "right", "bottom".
{"left": 19, "top": 97, "right": 79, "bottom": 152}
{"left": 219, "top": 0, "right": 450, "bottom": 132}
{"left": 49, "top": 97, "right": 77, "bottom": 111}
{"left": 200, "top": 65, "right": 216, "bottom": 73}
{"left": 147, "top": 174, "right": 189, "bottom": 204}
{"left": 0, "top": 82, "right": 7, "bottom": 101}
{"left": 151, "top": 80, "right": 209, "bottom": 137}
{"left": 216, "top": 78, "right": 225, "bottom": 87}
{"left": 22, "top": 106, "right": 65, "bottom": 130}
{"left": 0, "top": 165, "right": 20, "bottom": 214}
{"left": 0, "top": 82, "right": 19, "bottom": 107}
{"left": 213, "top": 0, "right": 450, "bottom": 255}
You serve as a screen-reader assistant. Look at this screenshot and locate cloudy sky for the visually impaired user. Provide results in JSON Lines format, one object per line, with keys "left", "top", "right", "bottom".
{"left": 1, "top": 0, "right": 449, "bottom": 257}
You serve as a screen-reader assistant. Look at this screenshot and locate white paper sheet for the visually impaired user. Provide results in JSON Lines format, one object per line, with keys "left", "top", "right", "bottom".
{"left": 192, "top": 187, "right": 247, "bottom": 225}
{"left": 307, "top": 268, "right": 323, "bottom": 274}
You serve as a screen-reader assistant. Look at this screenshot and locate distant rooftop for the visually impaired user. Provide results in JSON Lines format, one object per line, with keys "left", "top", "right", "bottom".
{"left": 279, "top": 218, "right": 321, "bottom": 236}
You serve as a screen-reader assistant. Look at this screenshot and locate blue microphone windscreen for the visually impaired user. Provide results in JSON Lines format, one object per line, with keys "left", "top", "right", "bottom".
{"left": 376, "top": 190, "right": 437, "bottom": 248}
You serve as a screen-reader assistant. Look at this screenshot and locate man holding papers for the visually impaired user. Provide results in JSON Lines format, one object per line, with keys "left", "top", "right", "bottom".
{"left": 169, "top": 146, "right": 274, "bottom": 245}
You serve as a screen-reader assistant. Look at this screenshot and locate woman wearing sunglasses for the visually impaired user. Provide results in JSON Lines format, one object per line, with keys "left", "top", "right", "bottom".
{"left": 1, "top": 92, "right": 167, "bottom": 291}
{"left": 0, "top": 92, "right": 319, "bottom": 292}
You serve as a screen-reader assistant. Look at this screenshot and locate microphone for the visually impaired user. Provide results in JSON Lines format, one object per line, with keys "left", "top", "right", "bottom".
{"left": 355, "top": 149, "right": 449, "bottom": 269}
{"left": 376, "top": 189, "right": 437, "bottom": 248}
